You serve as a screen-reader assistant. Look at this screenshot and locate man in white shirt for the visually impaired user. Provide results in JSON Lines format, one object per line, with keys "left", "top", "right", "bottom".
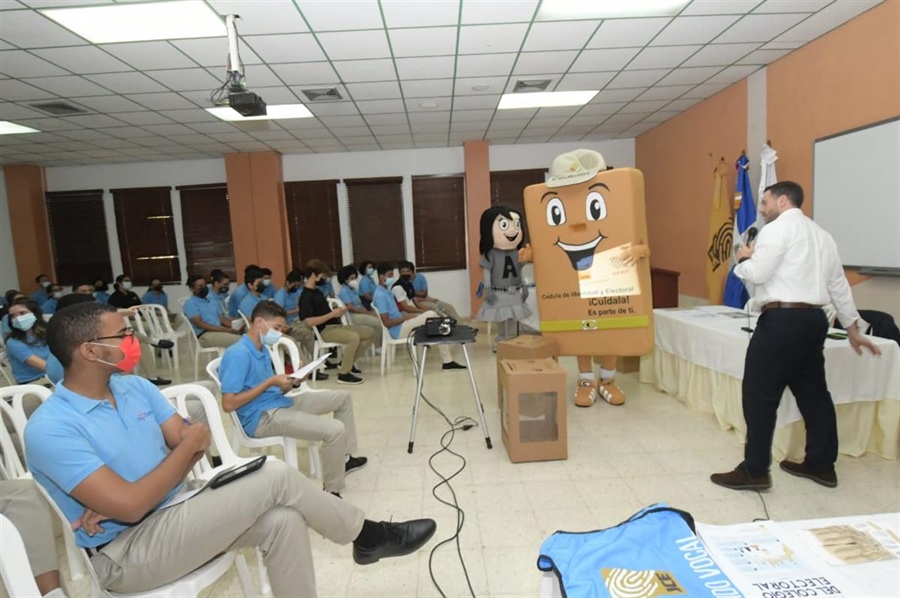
{"left": 711, "top": 181, "right": 881, "bottom": 492}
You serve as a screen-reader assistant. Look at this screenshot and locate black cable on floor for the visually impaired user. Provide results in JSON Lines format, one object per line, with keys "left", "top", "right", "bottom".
{"left": 753, "top": 489, "right": 771, "bottom": 522}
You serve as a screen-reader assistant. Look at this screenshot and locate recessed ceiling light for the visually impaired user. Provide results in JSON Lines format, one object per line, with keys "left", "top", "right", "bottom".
{"left": 41, "top": 0, "right": 225, "bottom": 44}
{"left": 538, "top": 0, "right": 689, "bottom": 19}
{"left": 498, "top": 91, "right": 598, "bottom": 110}
{"left": 418, "top": 101, "right": 440, "bottom": 109}
{"left": 0, "top": 121, "right": 41, "bottom": 135}
{"left": 206, "top": 104, "right": 314, "bottom": 122}
{"left": 472, "top": 85, "right": 490, "bottom": 92}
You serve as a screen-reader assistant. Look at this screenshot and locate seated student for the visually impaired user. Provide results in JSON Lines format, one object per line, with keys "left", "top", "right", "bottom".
{"left": 316, "top": 264, "right": 336, "bottom": 298}
{"left": 0, "top": 479, "right": 69, "bottom": 597}
{"left": 337, "top": 265, "right": 382, "bottom": 346}
{"left": 108, "top": 274, "right": 142, "bottom": 309}
{"left": 260, "top": 267, "right": 277, "bottom": 299}
{"left": 209, "top": 269, "right": 231, "bottom": 308}
{"left": 141, "top": 278, "right": 169, "bottom": 309}
{"left": 401, "top": 260, "right": 462, "bottom": 321}
{"left": 25, "top": 301, "right": 435, "bottom": 597}
{"left": 390, "top": 271, "right": 426, "bottom": 315}
{"left": 1, "top": 290, "right": 27, "bottom": 336}
{"left": 73, "top": 282, "right": 95, "bottom": 295}
{"left": 92, "top": 278, "right": 111, "bottom": 304}
{"left": 40, "top": 283, "right": 65, "bottom": 316}
{"left": 228, "top": 264, "right": 260, "bottom": 317}
{"left": 273, "top": 270, "right": 304, "bottom": 324}
{"left": 29, "top": 274, "right": 52, "bottom": 306}
{"left": 356, "top": 260, "right": 378, "bottom": 310}
{"left": 372, "top": 263, "right": 466, "bottom": 371}
{"left": 183, "top": 275, "right": 243, "bottom": 349}
{"left": 300, "top": 260, "right": 375, "bottom": 385}
{"left": 4, "top": 299, "right": 51, "bottom": 384}
{"left": 221, "top": 301, "right": 368, "bottom": 495}
{"left": 238, "top": 267, "right": 268, "bottom": 320}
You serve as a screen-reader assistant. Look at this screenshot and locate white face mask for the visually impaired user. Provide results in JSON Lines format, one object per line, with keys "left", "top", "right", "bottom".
{"left": 384, "top": 276, "right": 397, "bottom": 288}
{"left": 122, "top": 281, "right": 133, "bottom": 290}
{"left": 53, "top": 291, "right": 64, "bottom": 299}
{"left": 348, "top": 279, "right": 359, "bottom": 290}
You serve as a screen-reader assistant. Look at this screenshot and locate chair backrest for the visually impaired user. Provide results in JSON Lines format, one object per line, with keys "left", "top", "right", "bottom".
{"left": 238, "top": 311, "right": 250, "bottom": 328}
{"left": 268, "top": 336, "right": 301, "bottom": 375}
{"left": 177, "top": 296, "right": 189, "bottom": 307}
{"left": 0, "top": 384, "right": 52, "bottom": 476}
{"left": 137, "top": 304, "right": 172, "bottom": 338}
{"left": 160, "top": 384, "right": 239, "bottom": 472}
{"left": 181, "top": 312, "right": 201, "bottom": 347}
{"left": 0, "top": 513, "right": 43, "bottom": 597}
{"left": 0, "top": 401, "right": 26, "bottom": 479}
{"left": 206, "top": 358, "right": 222, "bottom": 386}
{"left": 0, "top": 384, "right": 53, "bottom": 425}
{"left": 371, "top": 305, "right": 391, "bottom": 334}
{"left": 328, "top": 297, "right": 352, "bottom": 325}
{"left": 127, "top": 309, "right": 150, "bottom": 339}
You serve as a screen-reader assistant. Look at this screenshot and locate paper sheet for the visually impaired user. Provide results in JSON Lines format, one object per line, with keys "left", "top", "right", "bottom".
{"left": 289, "top": 353, "right": 331, "bottom": 380}
{"left": 577, "top": 242, "right": 641, "bottom": 299}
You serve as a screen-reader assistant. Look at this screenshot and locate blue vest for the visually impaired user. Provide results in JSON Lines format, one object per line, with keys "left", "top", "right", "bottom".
{"left": 538, "top": 504, "right": 739, "bottom": 598}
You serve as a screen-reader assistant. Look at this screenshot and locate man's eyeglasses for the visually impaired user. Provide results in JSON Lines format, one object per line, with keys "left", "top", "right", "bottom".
{"left": 88, "top": 327, "right": 135, "bottom": 343}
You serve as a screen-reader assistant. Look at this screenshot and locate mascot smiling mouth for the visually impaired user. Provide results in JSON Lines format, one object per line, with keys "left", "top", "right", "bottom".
{"left": 556, "top": 235, "right": 604, "bottom": 270}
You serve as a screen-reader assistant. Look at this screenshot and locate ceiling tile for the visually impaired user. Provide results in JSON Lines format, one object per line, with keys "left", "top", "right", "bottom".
{"left": 208, "top": 0, "right": 308, "bottom": 34}
{"left": 493, "top": 107, "right": 536, "bottom": 120}
{"left": 344, "top": 80, "right": 402, "bottom": 100}
{"left": 753, "top": 0, "right": 830, "bottom": 14}
{"left": 652, "top": 15, "right": 743, "bottom": 46}
{"left": 588, "top": 18, "right": 670, "bottom": 48}
{"left": 388, "top": 26, "right": 458, "bottom": 57}
{"left": 665, "top": 97, "right": 703, "bottom": 111}
{"left": 249, "top": 129, "right": 297, "bottom": 141}
{"left": 681, "top": 1, "right": 759, "bottom": 15}
{"left": 458, "top": 23, "right": 529, "bottom": 55}
{"left": 774, "top": 1, "right": 880, "bottom": 43}
{"left": 102, "top": 42, "right": 197, "bottom": 71}
{"left": 188, "top": 121, "right": 243, "bottom": 134}
{"left": 328, "top": 126, "right": 373, "bottom": 137}
{"left": 0, "top": 102, "right": 47, "bottom": 120}
{"left": 452, "top": 94, "right": 500, "bottom": 110}
{"left": 86, "top": 72, "right": 168, "bottom": 94}
{"left": 32, "top": 45, "right": 133, "bottom": 75}
{"left": 461, "top": 0, "right": 537, "bottom": 24}
{"left": 270, "top": 62, "right": 339, "bottom": 85}
{"left": 395, "top": 56, "right": 455, "bottom": 80}
{"left": 607, "top": 69, "right": 670, "bottom": 89}
{"left": 620, "top": 100, "right": 670, "bottom": 114}
{"left": 60, "top": 114, "right": 131, "bottom": 128}
{"left": 25, "top": 75, "right": 112, "bottom": 96}
{"left": 554, "top": 71, "right": 616, "bottom": 91}
{"left": 593, "top": 88, "right": 645, "bottom": 103}
{"left": 295, "top": 0, "right": 384, "bottom": 31}
{"left": 713, "top": 13, "right": 808, "bottom": 44}
{"left": 453, "top": 76, "right": 507, "bottom": 95}
{"left": 502, "top": 74, "right": 558, "bottom": 93}
{"left": 159, "top": 109, "right": 217, "bottom": 124}
{"left": 682, "top": 82, "right": 731, "bottom": 100}
{"left": 533, "top": 105, "right": 582, "bottom": 118}
{"left": 362, "top": 113, "right": 408, "bottom": 126}
{"left": 570, "top": 47, "right": 640, "bottom": 73}
{"left": 402, "top": 80, "right": 453, "bottom": 98}
{"left": 628, "top": 45, "right": 701, "bottom": 69}
{"left": 69, "top": 95, "right": 145, "bottom": 113}
{"left": 132, "top": 136, "right": 177, "bottom": 147}
{"left": 643, "top": 110, "right": 680, "bottom": 123}
{"left": 242, "top": 34, "right": 325, "bottom": 64}
{"left": 656, "top": 66, "right": 723, "bottom": 86}
{"left": 141, "top": 123, "right": 196, "bottom": 136}
{"left": 681, "top": 43, "right": 761, "bottom": 67}
{"left": 251, "top": 86, "right": 302, "bottom": 104}
{"left": 408, "top": 111, "right": 450, "bottom": 124}
{"left": 635, "top": 84, "right": 694, "bottom": 101}
{"left": 368, "top": 122, "right": 410, "bottom": 133}
{"left": 0, "top": 50, "right": 69, "bottom": 77}
{"left": 451, "top": 109, "right": 494, "bottom": 122}
{"left": 763, "top": 40, "right": 803, "bottom": 50}
{"left": 112, "top": 112, "right": 175, "bottom": 126}
{"left": 455, "top": 53, "right": 516, "bottom": 77}
{"left": 10, "top": 116, "right": 81, "bottom": 131}
{"left": 355, "top": 99, "right": 405, "bottom": 114}
{"left": 706, "top": 64, "right": 760, "bottom": 84}
{"left": 382, "top": 0, "right": 459, "bottom": 27}
{"left": 334, "top": 59, "right": 397, "bottom": 83}
{"left": 0, "top": 1, "right": 25, "bottom": 9}
{"left": 0, "top": 10, "right": 87, "bottom": 47}
{"left": 318, "top": 30, "right": 390, "bottom": 60}
{"left": 146, "top": 68, "right": 222, "bottom": 92}
{"left": 172, "top": 38, "right": 262, "bottom": 68}
{"left": 126, "top": 92, "right": 196, "bottom": 111}
{"left": 308, "top": 102, "right": 361, "bottom": 117}
{"left": 736, "top": 48, "right": 792, "bottom": 65}
{"left": 101, "top": 126, "right": 158, "bottom": 138}
{"left": 524, "top": 20, "right": 599, "bottom": 52}
{"left": 513, "top": 51, "right": 578, "bottom": 75}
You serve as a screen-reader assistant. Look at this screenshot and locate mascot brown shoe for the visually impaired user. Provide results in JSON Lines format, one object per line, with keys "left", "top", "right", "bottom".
{"left": 598, "top": 378, "right": 626, "bottom": 406}
{"left": 574, "top": 378, "right": 598, "bottom": 408}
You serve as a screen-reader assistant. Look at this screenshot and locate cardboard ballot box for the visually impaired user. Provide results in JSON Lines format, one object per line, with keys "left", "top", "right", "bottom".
{"left": 499, "top": 358, "right": 567, "bottom": 463}
{"left": 496, "top": 335, "right": 559, "bottom": 408}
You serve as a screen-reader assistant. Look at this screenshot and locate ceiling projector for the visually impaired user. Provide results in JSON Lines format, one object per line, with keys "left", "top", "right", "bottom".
{"left": 228, "top": 90, "right": 267, "bottom": 117}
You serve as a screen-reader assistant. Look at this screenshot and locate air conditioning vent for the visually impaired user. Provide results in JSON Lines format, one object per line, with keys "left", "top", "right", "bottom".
{"left": 513, "top": 79, "right": 552, "bottom": 93}
{"left": 28, "top": 101, "right": 89, "bottom": 116}
{"left": 301, "top": 87, "right": 343, "bottom": 102}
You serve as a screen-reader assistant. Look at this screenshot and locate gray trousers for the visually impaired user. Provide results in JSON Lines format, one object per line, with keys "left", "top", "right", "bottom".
{"left": 0, "top": 479, "right": 59, "bottom": 577}
{"left": 349, "top": 312, "right": 383, "bottom": 346}
{"left": 254, "top": 388, "right": 357, "bottom": 493}
{"left": 91, "top": 460, "right": 364, "bottom": 597}
{"left": 198, "top": 331, "right": 241, "bottom": 350}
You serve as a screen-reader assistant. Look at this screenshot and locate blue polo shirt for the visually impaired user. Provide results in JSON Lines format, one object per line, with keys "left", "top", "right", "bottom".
{"left": 238, "top": 294, "right": 262, "bottom": 319}
{"left": 30, "top": 288, "right": 50, "bottom": 305}
{"left": 338, "top": 285, "right": 363, "bottom": 309}
{"left": 41, "top": 297, "right": 58, "bottom": 315}
{"left": 1, "top": 314, "right": 9, "bottom": 336}
{"left": 5, "top": 336, "right": 51, "bottom": 383}
{"left": 46, "top": 354, "right": 63, "bottom": 384}
{"left": 94, "top": 290, "right": 110, "bottom": 304}
{"left": 372, "top": 285, "right": 403, "bottom": 339}
{"left": 183, "top": 295, "right": 222, "bottom": 336}
{"left": 317, "top": 280, "right": 334, "bottom": 297}
{"left": 228, "top": 284, "right": 250, "bottom": 317}
{"left": 412, "top": 274, "right": 428, "bottom": 295}
{"left": 273, "top": 287, "right": 302, "bottom": 324}
{"left": 142, "top": 290, "right": 168, "bottom": 309}
{"left": 260, "top": 283, "right": 276, "bottom": 299}
{"left": 358, "top": 276, "right": 377, "bottom": 300}
{"left": 24, "top": 376, "right": 182, "bottom": 548}
{"left": 220, "top": 335, "right": 292, "bottom": 436}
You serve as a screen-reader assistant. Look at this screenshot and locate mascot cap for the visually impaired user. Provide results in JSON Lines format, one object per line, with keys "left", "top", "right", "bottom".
{"left": 546, "top": 149, "right": 607, "bottom": 188}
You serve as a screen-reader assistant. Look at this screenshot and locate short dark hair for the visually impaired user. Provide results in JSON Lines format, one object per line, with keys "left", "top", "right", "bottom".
{"left": 377, "top": 262, "right": 395, "bottom": 276}
{"left": 337, "top": 265, "right": 357, "bottom": 285}
{"left": 765, "top": 181, "right": 804, "bottom": 208}
{"left": 4, "top": 290, "right": 22, "bottom": 306}
{"left": 250, "top": 300, "right": 286, "bottom": 322}
{"left": 358, "top": 260, "right": 374, "bottom": 276}
{"left": 115, "top": 274, "right": 130, "bottom": 284}
{"left": 261, "top": 267, "right": 272, "bottom": 276}
{"left": 187, "top": 274, "right": 205, "bottom": 288}
{"left": 305, "top": 259, "right": 330, "bottom": 277}
{"left": 244, "top": 266, "right": 265, "bottom": 285}
{"left": 47, "top": 301, "right": 117, "bottom": 368}
{"left": 57, "top": 293, "right": 95, "bottom": 312}
{"left": 398, "top": 260, "right": 414, "bottom": 272}
{"left": 210, "top": 270, "right": 230, "bottom": 284}
{"left": 286, "top": 269, "right": 304, "bottom": 283}
{"left": 35, "top": 274, "right": 48, "bottom": 283}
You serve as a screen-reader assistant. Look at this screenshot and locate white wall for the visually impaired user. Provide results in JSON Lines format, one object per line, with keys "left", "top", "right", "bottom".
{"left": 489, "top": 139, "right": 635, "bottom": 170}
{"left": 0, "top": 169, "right": 20, "bottom": 293}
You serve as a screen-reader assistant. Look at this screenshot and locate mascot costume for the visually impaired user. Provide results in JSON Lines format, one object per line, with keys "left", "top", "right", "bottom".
{"left": 477, "top": 205, "right": 532, "bottom": 343}
{"left": 522, "top": 149, "right": 653, "bottom": 408}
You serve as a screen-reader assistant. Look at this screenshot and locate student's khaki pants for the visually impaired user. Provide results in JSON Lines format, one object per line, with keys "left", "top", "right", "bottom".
{"left": 197, "top": 331, "right": 241, "bottom": 350}
{"left": 320, "top": 325, "right": 375, "bottom": 374}
{"left": 419, "top": 299, "right": 462, "bottom": 322}
{"left": 399, "top": 311, "right": 454, "bottom": 362}
{"left": 0, "top": 479, "right": 59, "bottom": 577}
{"left": 349, "top": 312, "right": 383, "bottom": 346}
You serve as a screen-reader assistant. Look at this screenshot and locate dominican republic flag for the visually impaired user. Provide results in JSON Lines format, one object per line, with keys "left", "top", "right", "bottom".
{"left": 723, "top": 154, "right": 757, "bottom": 308}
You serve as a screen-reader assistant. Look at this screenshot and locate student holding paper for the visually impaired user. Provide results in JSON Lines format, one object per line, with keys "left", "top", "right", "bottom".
{"left": 220, "top": 301, "right": 367, "bottom": 497}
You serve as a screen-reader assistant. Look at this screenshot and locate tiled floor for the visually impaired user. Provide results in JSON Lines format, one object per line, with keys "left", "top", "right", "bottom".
{"left": 54, "top": 331, "right": 899, "bottom": 597}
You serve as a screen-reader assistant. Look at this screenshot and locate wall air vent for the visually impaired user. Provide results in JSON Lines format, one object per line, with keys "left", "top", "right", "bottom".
{"left": 301, "top": 88, "right": 343, "bottom": 102}
{"left": 28, "top": 101, "right": 89, "bottom": 116}
{"left": 513, "top": 79, "right": 552, "bottom": 93}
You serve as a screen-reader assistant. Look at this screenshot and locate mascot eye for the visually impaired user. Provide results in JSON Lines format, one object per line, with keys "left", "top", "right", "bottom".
{"left": 546, "top": 198, "right": 566, "bottom": 227}
{"left": 498, "top": 218, "right": 510, "bottom": 231}
{"left": 586, "top": 192, "right": 607, "bottom": 221}
{"left": 514, "top": 218, "right": 521, "bottom": 230}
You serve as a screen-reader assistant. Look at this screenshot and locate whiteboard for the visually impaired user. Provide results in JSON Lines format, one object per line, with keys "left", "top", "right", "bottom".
{"left": 813, "top": 118, "right": 900, "bottom": 269}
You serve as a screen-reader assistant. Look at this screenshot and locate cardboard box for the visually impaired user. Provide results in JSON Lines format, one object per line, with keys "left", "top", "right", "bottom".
{"left": 496, "top": 335, "right": 559, "bottom": 408}
{"left": 499, "top": 358, "right": 567, "bottom": 463}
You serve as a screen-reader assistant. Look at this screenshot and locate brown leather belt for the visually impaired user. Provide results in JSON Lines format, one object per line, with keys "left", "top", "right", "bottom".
{"left": 761, "top": 302, "right": 821, "bottom": 312}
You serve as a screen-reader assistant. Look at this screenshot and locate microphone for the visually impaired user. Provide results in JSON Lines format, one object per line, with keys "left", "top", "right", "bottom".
{"left": 746, "top": 226, "right": 758, "bottom": 244}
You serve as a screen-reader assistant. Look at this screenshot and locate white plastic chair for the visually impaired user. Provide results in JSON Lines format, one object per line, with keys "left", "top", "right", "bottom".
{"left": 136, "top": 305, "right": 186, "bottom": 372}
{"left": 177, "top": 296, "right": 189, "bottom": 307}
{"left": 181, "top": 313, "right": 225, "bottom": 382}
{"left": 310, "top": 325, "right": 341, "bottom": 382}
{"left": 328, "top": 297, "right": 376, "bottom": 358}
{"left": 0, "top": 513, "right": 43, "bottom": 597}
{"left": 371, "top": 306, "right": 413, "bottom": 376}
{"left": 206, "top": 358, "right": 322, "bottom": 479}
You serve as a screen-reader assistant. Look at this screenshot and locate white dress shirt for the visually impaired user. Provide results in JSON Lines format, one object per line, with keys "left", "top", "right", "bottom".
{"left": 735, "top": 208, "right": 861, "bottom": 328}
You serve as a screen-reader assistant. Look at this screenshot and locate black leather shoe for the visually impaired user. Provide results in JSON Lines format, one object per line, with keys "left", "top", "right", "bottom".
{"left": 353, "top": 519, "right": 437, "bottom": 565}
{"left": 710, "top": 464, "right": 772, "bottom": 491}
{"left": 442, "top": 361, "right": 466, "bottom": 370}
{"left": 149, "top": 377, "right": 172, "bottom": 386}
{"left": 780, "top": 460, "right": 837, "bottom": 488}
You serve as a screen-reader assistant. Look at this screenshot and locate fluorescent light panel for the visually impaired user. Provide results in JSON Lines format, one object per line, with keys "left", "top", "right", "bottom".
{"left": 0, "top": 121, "right": 41, "bottom": 135}
{"left": 538, "top": 0, "right": 690, "bottom": 19}
{"left": 41, "top": 0, "right": 225, "bottom": 44}
{"left": 498, "top": 91, "right": 598, "bottom": 110}
{"left": 206, "top": 104, "right": 314, "bottom": 122}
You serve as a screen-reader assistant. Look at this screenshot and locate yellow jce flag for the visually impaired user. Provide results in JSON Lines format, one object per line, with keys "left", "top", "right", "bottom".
{"left": 705, "top": 160, "right": 733, "bottom": 304}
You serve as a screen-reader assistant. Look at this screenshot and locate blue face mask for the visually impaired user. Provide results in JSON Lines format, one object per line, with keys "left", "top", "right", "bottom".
{"left": 259, "top": 322, "right": 282, "bottom": 347}
{"left": 366, "top": 267, "right": 375, "bottom": 276}
{"left": 12, "top": 313, "right": 37, "bottom": 331}
{"left": 384, "top": 276, "right": 397, "bottom": 288}
{"left": 262, "top": 279, "right": 272, "bottom": 287}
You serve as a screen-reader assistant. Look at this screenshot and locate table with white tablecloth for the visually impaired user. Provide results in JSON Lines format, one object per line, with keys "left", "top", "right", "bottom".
{"left": 639, "top": 306, "right": 900, "bottom": 460}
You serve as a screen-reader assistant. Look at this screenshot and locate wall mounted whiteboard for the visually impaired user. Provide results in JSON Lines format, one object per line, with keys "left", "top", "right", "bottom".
{"left": 813, "top": 117, "right": 900, "bottom": 270}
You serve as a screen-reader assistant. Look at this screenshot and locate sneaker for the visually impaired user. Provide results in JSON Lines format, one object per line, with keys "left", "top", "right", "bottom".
{"left": 345, "top": 455, "right": 368, "bottom": 475}
{"left": 337, "top": 373, "right": 364, "bottom": 385}
{"left": 351, "top": 366, "right": 362, "bottom": 374}
{"left": 442, "top": 361, "right": 467, "bottom": 370}
{"left": 313, "top": 372, "right": 329, "bottom": 381}
{"left": 573, "top": 379, "right": 597, "bottom": 408}
{"left": 779, "top": 460, "right": 837, "bottom": 488}
{"left": 148, "top": 377, "right": 171, "bottom": 386}
{"left": 353, "top": 519, "right": 437, "bottom": 565}
{"left": 325, "top": 361, "right": 339, "bottom": 370}
{"left": 598, "top": 379, "right": 626, "bottom": 406}
{"left": 710, "top": 465, "right": 772, "bottom": 491}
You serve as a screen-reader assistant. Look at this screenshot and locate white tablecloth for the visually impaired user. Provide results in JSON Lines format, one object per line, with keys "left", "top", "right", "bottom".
{"left": 641, "top": 306, "right": 900, "bottom": 459}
